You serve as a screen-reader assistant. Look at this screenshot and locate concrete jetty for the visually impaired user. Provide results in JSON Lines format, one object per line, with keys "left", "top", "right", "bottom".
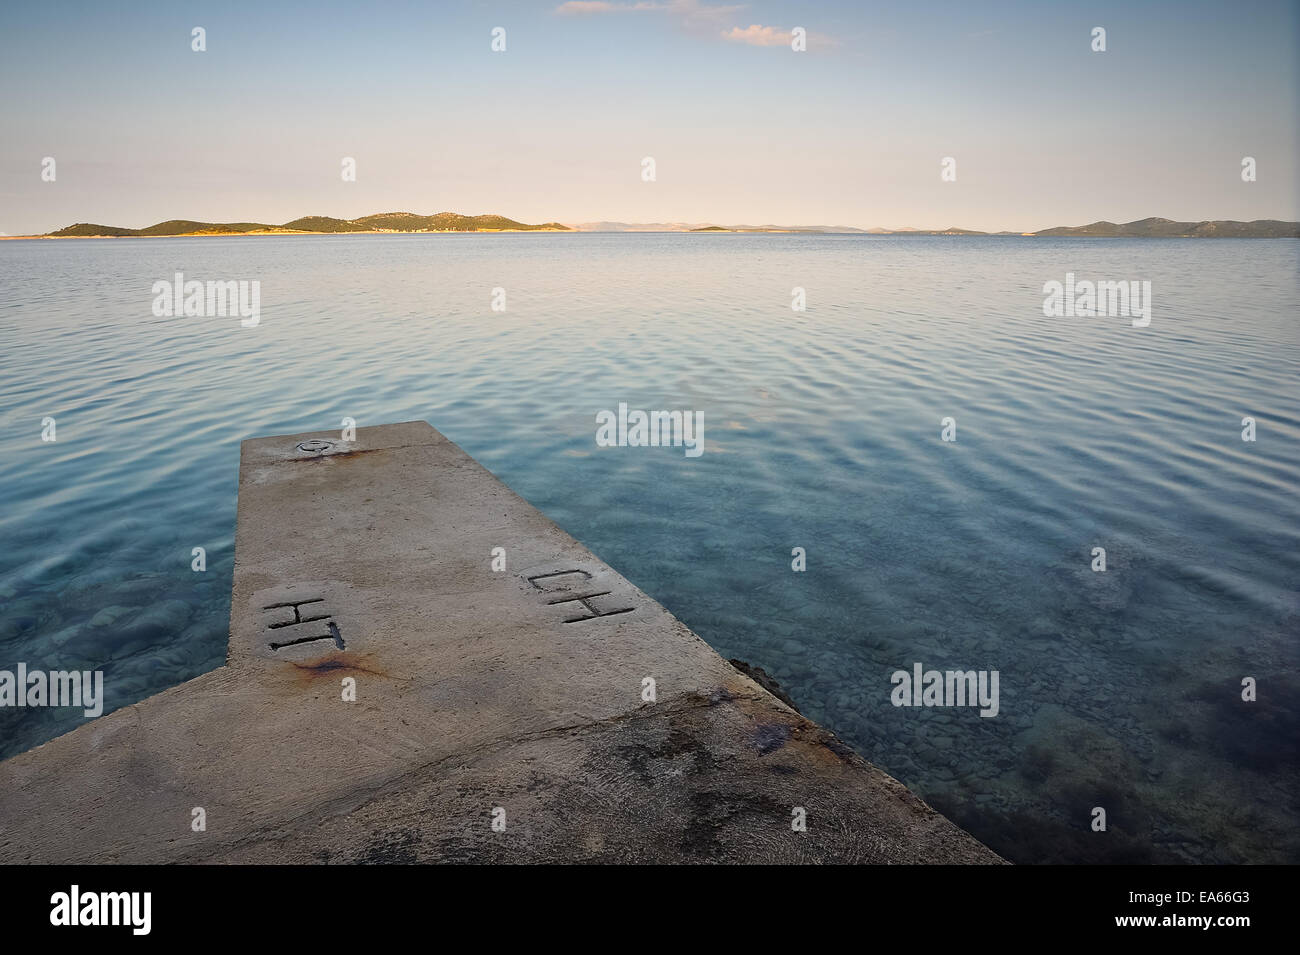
{"left": 0, "top": 422, "right": 1000, "bottom": 863}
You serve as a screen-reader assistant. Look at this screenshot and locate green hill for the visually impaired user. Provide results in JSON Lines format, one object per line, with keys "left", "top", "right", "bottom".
{"left": 47, "top": 212, "right": 570, "bottom": 236}
{"left": 46, "top": 223, "right": 139, "bottom": 237}
{"left": 280, "top": 216, "right": 356, "bottom": 232}
{"left": 1034, "top": 217, "right": 1300, "bottom": 238}
{"left": 140, "top": 220, "right": 278, "bottom": 236}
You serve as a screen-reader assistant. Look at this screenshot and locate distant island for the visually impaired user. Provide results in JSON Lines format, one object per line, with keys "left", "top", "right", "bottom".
{"left": 38, "top": 212, "right": 571, "bottom": 238}
{"left": 675, "top": 217, "right": 1298, "bottom": 237}
{"left": 679, "top": 224, "right": 988, "bottom": 234}
{"left": 8, "top": 214, "right": 1297, "bottom": 239}
{"left": 1031, "top": 218, "right": 1299, "bottom": 238}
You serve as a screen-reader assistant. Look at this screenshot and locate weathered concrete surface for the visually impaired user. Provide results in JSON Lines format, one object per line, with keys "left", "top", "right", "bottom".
{"left": 0, "top": 421, "right": 1002, "bottom": 863}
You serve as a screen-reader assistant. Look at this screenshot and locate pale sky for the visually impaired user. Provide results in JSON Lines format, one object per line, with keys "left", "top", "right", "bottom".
{"left": 1, "top": 0, "right": 1297, "bottom": 235}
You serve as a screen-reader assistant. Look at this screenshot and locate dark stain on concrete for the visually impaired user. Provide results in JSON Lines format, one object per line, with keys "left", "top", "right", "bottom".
{"left": 616, "top": 725, "right": 719, "bottom": 787}
{"left": 683, "top": 787, "right": 790, "bottom": 860}
{"left": 356, "top": 828, "right": 422, "bottom": 864}
{"left": 751, "top": 723, "right": 791, "bottom": 755}
{"left": 301, "top": 447, "right": 394, "bottom": 464}
{"left": 290, "top": 652, "right": 386, "bottom": 682}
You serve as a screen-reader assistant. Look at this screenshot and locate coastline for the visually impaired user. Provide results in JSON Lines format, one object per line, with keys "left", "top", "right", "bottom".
{"left": 6, "top": 226, "right": 1295, "bottom": 240}
{"left": 0, "top": 228, "right": 575, "bottom": 240}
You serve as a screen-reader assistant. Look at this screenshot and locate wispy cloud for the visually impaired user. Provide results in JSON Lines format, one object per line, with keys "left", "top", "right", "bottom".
{"left": 722, "top": 23, "right": 838, "bottom": 48}
{"left": 554, "top": 1, "right": 837, "bottom": 48}
{"left": 721, "top": 24, "right": 786, "bottom": 46}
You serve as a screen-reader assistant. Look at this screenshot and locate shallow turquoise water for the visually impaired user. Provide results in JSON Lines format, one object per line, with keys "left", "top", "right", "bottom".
{"left": 1, "top": 233, "right": 1296, "bottom": 862}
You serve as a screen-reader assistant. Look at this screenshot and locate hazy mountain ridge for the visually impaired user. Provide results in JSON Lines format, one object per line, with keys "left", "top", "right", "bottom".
{"left": 574, "top": 218, "right": 1297, "bottom": 236}
{"left": 572, "top": 221, "right": 870, "bottom": 233}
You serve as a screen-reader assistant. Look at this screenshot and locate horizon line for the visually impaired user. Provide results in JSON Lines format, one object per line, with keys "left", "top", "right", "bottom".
{"left": 10, "top": 211, "right": 1300, "bottom": 240}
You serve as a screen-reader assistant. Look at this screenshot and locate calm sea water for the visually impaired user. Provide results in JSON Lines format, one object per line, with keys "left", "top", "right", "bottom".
{"left": 1, "top": 233, "right": 1296, "bottom": 863}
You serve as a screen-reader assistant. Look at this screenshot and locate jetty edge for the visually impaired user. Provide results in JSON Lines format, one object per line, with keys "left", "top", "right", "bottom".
{"left": 0, "top": 421, "right": 1002, "bottom": 864}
